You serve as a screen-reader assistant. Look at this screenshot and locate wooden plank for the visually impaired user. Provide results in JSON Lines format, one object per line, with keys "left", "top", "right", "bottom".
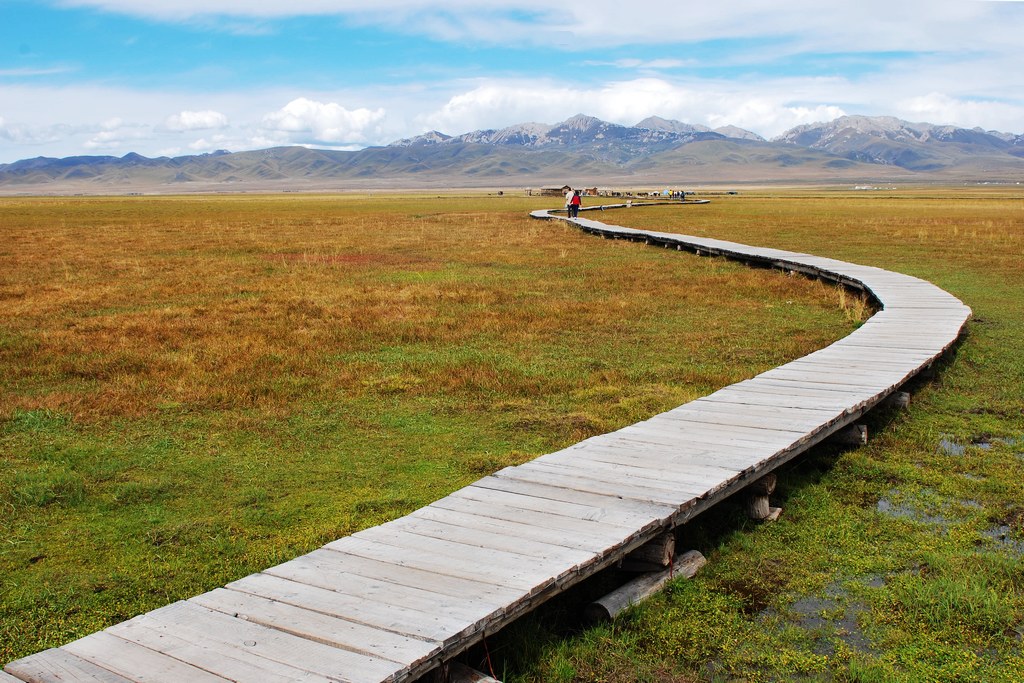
{"left": 764, "top": 364, "right": 906, "bottom": 388}
{"left": 122, "top": 601, "right": 402, "bottom": 683}
{"left": 384, "top": 512, "right": 601, "bottom": 562}
{"left": 63, "top": 631, "right": 232, "bottom": 683}
{"left": 758, "top": 368, "right": 904, "bottom": 391}
{"left": 489, "top": 464, "right": 697, "bottom": 507}
{"left": 637, "top": 414, "right": 808, "bottom": 440}
{"left": 106, "top": 616, "right": 336, "bottom": 683}
{"left": 228, "top": 572, "right": 479, "bottom": 645}
{"left": 324, "top": 536, "right": 543, "bottom": 594}
{"left": 687, "top": 397, "right": 843, "bottom": 419}
{"left": 465, "top": 474, "right": 677, "bottom": 522}
{"left": 448, "top": 478, "right": 653, "bottom": 527}
{"left": 533, "top": 451, "right": 743, "bottom": 490}
{"left": 437, "top": 490, "right": 658, "bottom": 543}
{"left": 529, "top": 457, "right": 745, "bottom": 507}
{"left": 409, "top": 504, "right": 617, "bottom": 553}
{"left": 801, "top": 346, "right": 937, "bottom": 363}
{"left": 781, "top": 357, "right": 922, "bottom": 376}
{"left": 3, "top": 649, "right": 134, "bottom": 683}
{"left": 575, "top": 431, "right": 764, "bottom": 459}
{"left": 798, "top": 355, "right": 937, "bottom": 370}
{"left": 189, "top": 588, "right": 440, "bottom": 668}
{"left": 538, "top": 442, "right": 747, "bottom": 476}
{"left": 606, "top": 424, "right": 779, "bottom": 452}
{"left": 341, "top": 527, "right": 581, "bottom": 592}
{"left": 268, "top": 547, "right": 520, "bottom": 606}
{"left": 742, "top": 377, "right": 887, "bottom": 398}
{"left": 661, "top": 404, "right": 838, "bottom": 433}
{"left": 698, "top": 388, "right": 854, "bottom": 411}
{"left": 593, "top": 433, "right": 773, "bottom": 463}
{"left": 583, "top": 436, "right": 764, "bottom": 469}
{"left": 519, "top": 459, "right": 721, "bottom": 498}
{"left": 619, "top": 421, "right": 800, "bottom": 451}
{"left": 568, "top": 431, "right": 749, "bottom": 459}
{"left": 715, "top": 379, "right": 872, "bottom": 402}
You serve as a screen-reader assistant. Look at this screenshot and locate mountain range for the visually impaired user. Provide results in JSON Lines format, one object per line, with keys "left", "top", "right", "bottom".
{"left": 2, "top": 114, "right": 1022, "bottom": 193}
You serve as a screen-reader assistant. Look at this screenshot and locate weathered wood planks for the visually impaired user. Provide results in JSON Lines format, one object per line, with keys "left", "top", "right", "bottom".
{"left": 4, "top": 204, "right": 970, "bottom": 683}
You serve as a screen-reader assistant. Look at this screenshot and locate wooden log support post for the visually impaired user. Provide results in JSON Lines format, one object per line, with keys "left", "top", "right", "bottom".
{"left": 883, "top": 391, "right": 911, "bottom": 410}
{"left": 448, "top": 662, "right": 502, "bottom": 683}
{"left": 746, "top": 473, "right": 782, "bottom": 521}
{"left": 586, "top": 550, "right": 707, "bottom": 622}
{"left": 830, "top": 424, "right": 868, "bottom": 446}
{"left": 619, "top": 531, "right": 675, "bottom": 572}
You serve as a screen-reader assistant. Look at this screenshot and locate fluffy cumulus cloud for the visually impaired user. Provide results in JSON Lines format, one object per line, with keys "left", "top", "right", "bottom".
{"left": 165, "top": 110, "right": 229, "bottom": 131}
{"left": 260, "top": 98, "right": 386, "bottom": 144}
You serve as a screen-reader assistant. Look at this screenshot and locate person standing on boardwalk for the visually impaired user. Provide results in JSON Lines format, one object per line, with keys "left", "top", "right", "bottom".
{"left": 570, "top": 189, "right": 582, "bottom": 218}
{"left": 565, "top": 187, "right": 574, "bottom": 215}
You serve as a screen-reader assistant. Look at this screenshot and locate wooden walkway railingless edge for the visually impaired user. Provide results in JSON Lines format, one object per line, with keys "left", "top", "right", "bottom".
{"left": 4, "top": 203, "right": 971, "bottom": 683}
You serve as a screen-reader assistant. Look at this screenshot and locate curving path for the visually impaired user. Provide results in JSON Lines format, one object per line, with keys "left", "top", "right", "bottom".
{"left": 4, "top": 204, "right": 971, "bottom": 683}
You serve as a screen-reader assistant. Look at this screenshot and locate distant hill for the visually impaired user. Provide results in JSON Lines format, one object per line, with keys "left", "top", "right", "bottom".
{"left": 2, "top": 114, "right": 1022, "bottom": 194}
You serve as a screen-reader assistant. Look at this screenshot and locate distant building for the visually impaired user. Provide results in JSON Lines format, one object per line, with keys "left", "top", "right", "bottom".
{"left": 539, "top": 185, "right": 573, "bottom": 197}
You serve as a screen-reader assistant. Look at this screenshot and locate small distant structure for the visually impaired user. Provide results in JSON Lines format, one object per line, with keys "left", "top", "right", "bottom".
{"left": 538, "top": 185, "right": 572, "bottom": 197}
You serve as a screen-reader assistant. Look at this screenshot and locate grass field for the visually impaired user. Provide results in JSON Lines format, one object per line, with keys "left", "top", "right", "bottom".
{"left": 491, "top": 188, "right": 1024, "bottom": 682}
{"left": 0, "top": 193, "right": 860, "bottom": 666}
{"left": 0, "top": 189, "right": 1020, "bottom": 681}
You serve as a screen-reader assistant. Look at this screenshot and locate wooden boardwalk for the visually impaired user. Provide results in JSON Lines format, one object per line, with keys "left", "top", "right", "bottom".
{"left": 4, "top": 204, "right": 971, "bottom": 683}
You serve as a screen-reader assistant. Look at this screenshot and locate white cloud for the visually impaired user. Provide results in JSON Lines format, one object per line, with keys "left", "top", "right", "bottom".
{"left": 895, "top": 92, "right": 1024, "bottom": 131}
{"left": 188, "top": 135, "right": 230, "bottom": 151}
{"left": 420, "top": 78, "right": 852, "bottom": 139}
{"left": 166, "top": 110, "right": 229, "bottom": 131}
{"left": 83, "top": 121, "right": 152, "bottom": 152}
{"left": 51, "top": 1, "right": 1022, "bottom": 58}
{"left": 260, "top": 97, "right": 386, "bottom": 143}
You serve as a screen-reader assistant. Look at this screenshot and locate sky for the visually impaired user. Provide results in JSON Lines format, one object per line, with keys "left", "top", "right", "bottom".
{"left": 1, "top": 0, "right": 1023, "bottom": 163}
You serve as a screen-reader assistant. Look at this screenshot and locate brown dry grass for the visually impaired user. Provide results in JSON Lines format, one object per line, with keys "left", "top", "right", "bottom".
{"left": 0, "top": 194, "right": 854, "bottom": 424}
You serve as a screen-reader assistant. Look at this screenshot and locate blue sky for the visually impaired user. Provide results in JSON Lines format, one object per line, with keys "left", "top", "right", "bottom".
{"left": 1, "top": 0, "right": 1022, "bottom": 162}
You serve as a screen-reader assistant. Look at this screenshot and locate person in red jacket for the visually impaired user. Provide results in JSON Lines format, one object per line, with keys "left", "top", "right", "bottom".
{"left": 569, "top": 189, "right": 582, "bottom": 218}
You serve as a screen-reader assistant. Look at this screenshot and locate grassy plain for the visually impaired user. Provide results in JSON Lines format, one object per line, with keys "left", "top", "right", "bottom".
{"left": 0, "top": 193, "right": 859, "bottom": 664}
{"left": 497, "top": 188, "right": 1024, "bottom": 682}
